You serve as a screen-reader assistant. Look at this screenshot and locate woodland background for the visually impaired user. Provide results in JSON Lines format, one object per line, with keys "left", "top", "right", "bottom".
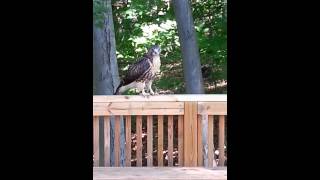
{"left": 93, "top": 0, "right": 227, "bottom": 95}
{"left": 93, "top": 0, "right": 227, "bottom": 166}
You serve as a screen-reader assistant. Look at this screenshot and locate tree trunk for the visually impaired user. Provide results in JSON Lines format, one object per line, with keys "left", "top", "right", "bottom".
{"left": 173, "top": 0, "right": 206, "bottom": 167}
{"left": 172, "top": 0, "right": 204, "bottom": 94}
{"left": 225, "top": 0, "right": 227, "bottom": 18}
{"left": 93, "top": 0, "right": 125, "bottom": 166}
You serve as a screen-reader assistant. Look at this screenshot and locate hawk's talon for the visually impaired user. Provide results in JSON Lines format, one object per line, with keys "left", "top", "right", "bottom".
{"left": 140, "top": 92, "right": 150, "bottom": 98}
{"left": 150, "top": 91, "right": 159, "bottom": 95}
{"left": 149, "top": 89, "right": 159, "bottom": 95}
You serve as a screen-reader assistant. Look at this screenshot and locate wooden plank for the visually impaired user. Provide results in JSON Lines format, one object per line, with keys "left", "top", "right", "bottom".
{"left": 93, "top": 167, "right": 227, "bottom": 180}
{"left": 197, "top": 115, "right": 203, "bottom": 166}
{"left": 136, "top": 115, "right": 142, "bottom": 167}
{"left": 183, "top": 102, "right": 198, "bottom": 167}
{"left": 201, "top": 114, "right": 209, "bottom": 167}
{"left": 125, "top": 116, "right": 131, "bottom": 167}
{"left": 147, "top": 115, "right": 153, "bottom": 166}
{"left": 168, "top": 115, "right": 173, "bottom": 166}
{"left": 93, "top": 102, "right": 184, "bottom": 116}
{"left": 178, "top": 115, "right": 184, "bottom": 166}
{"left": 93, "top": 116, "right": 99, "bottom": 167}
{"left": 157, "top": 115, "right": 164, "bottom": 166}
{"left": 93, "top": 107, "right": 183, "bottom": 116}
{"left": 93, "top": 94, "right": 227, "bottom": 103}
{"left": 94, "top": 102, "right": 184, "bottom": 109}
{"left": 198, "top": 102, "right": 227, "bottom": 115}
{"left": 104, "top": 116, "right": 110, "bottom": 167}
{"left": 208, "top": 115, "right": 216, "bottom": 167}
{"left": 114, "top": 116, "right": 120, "bottom": 167}
{"left": 218, "top": 115, "right": 225, "bottom": 166}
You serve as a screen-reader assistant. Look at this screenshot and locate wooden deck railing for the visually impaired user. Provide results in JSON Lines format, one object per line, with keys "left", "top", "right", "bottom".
{"left": 93, "top": 94, "right": 227, "bottom": 167}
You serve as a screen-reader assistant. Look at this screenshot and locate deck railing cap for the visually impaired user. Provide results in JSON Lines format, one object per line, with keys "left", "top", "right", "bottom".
{"left": 93, "top": 94, "right": 227, "bottom": 103}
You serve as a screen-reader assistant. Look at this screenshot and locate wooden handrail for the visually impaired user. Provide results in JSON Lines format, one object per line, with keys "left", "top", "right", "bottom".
{"left": 93, "top": 94, "right": 227, "bottom": 102}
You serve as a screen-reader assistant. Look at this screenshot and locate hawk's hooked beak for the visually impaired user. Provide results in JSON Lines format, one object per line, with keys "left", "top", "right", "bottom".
{"left": 154, "top": 48, "right": 160, "bottom": 55}
{"left": 153, "top": 46, "right": 161, "bottom": 55}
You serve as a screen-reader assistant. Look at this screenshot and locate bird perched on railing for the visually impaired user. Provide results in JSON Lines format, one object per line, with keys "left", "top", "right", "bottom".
{"left": 114, "top": 45, "right": 161, "bottom": 96}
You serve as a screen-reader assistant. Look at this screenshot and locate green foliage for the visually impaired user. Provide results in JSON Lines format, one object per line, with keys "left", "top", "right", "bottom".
{"left": 193, "top": 0, "right": 227, "bottom": 86}
{"left": 94, "top": 0, "right": 227, "bottom": 94}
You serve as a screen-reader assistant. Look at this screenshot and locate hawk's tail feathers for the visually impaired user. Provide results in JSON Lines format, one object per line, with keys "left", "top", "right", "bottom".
{"left": 114, "top": 81, "right": 124, "bottom": 95}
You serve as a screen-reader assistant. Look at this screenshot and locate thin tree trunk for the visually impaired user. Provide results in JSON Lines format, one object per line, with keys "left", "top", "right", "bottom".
{"left": 173, "top": 0, "right": 206, "bottom": 166}
{"left": 93, "top": 0, "right": 125, "bottom": 166}
{"left": 173, "top": 0, "right": 204, "bottom": 94}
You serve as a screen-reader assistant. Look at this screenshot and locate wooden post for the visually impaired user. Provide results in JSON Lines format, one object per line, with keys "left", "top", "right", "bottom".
{"left": 147, "top": 115, "right": 153, "bottom": 166}
{"left": 197, "top": 115, "right": 203, "bottom": 166}
{"left": 218, "top": 115, "right": 225, "bottom": 166}
{"left": 168, "top": 115, "right": 174, "bottom": 166}
{"left": 114, "top": 116, "right": 120, "bottom": 166}
{"left": 93, "top": 116, "right": 99, "bottom": 167}
{"left": 183, "top": 102, "right": 198, "bottom": 166}
{"left": 158, "top": 115, "right": 164, "bottom": 166}
{"left": 178, "top": 115, "right": 184, "bottom": 166}
{"left": 104, "top": 116, "right": 110, "bottom": 167}
{"left": 208, "top": 115, "right": 216, "bottom": 167}
{"left": 125, "top": 116, "right": 131, "bottom": 166}
{"left": 136, "top": 115, "right": 142, "bottom": 166}
{"left": 201, "top": 114, "right": 209, "bottom": 167}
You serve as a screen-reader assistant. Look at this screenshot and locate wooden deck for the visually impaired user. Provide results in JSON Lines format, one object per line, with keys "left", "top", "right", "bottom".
{"left": 93, "top": 167, "right": 227, "bottom": 180}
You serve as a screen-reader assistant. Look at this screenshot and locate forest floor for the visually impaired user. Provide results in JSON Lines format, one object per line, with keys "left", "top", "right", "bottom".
{"left": 157, "top": 83, "right": 227, "bottom": 94}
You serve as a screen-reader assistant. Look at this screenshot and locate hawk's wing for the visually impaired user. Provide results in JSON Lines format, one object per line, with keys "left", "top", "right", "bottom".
{"left": 122, "top": 57, "right": 152, "bottom": 86}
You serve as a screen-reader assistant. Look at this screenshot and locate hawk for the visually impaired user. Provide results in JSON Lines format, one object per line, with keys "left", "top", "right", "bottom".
{"left": 114, "top": 45, "right": 161, "bottom": 96}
